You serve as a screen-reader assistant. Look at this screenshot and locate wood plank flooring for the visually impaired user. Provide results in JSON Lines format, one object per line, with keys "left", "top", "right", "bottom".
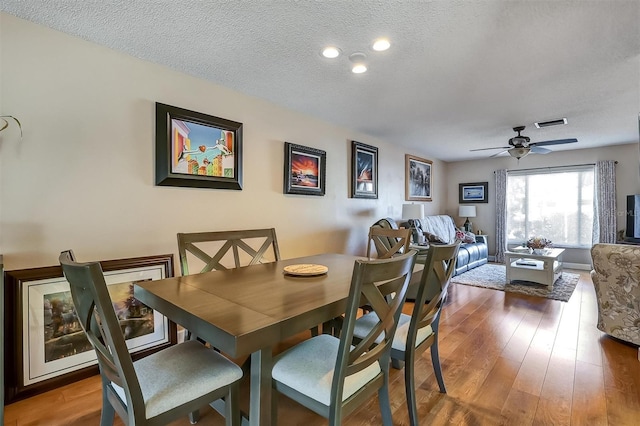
{"left": 4, "top": 269, "right": 639, "bottom": 425}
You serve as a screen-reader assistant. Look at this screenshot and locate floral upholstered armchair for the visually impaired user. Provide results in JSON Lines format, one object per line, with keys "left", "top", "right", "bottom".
{"left": 590, "top": 243, "right": 640, "bottom": 360}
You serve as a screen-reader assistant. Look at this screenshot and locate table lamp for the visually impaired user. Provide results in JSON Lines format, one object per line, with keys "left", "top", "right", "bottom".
{"left": 458, "top": 205, "right": 476, "bottom": 232}
{"left": 402, "top": 203, "right": 424, "bottom": 221}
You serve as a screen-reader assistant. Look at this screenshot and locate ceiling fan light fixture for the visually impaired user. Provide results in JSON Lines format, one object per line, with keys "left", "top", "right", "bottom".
{"left": 508, "top": 147, "right": 530, "bottom": 159}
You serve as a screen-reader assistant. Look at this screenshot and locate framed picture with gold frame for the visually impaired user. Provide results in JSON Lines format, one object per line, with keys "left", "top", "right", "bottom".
{"left": 405, "top": 154, "right": 433, "bottom": 201}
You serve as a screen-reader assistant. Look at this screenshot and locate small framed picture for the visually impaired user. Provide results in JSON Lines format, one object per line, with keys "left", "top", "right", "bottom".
{"left": 405, "top": 154, "right": 433, "bottom": 201}
{"left": 351, "top": 141, "right": 378, "bottom": 199}
{"left": 459, "top": 182, "right": 489, "bottom": 203}
{"left": 283, "top": 142, "right": 326, "bottom": 196}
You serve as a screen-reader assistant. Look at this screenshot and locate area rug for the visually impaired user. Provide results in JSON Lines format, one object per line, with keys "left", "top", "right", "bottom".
{"left": 450, "top": 263, "right": 579, "bottom": 302}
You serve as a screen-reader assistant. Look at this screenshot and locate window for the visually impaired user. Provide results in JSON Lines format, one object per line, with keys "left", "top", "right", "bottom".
{"left": 506, "top": 165, "right": 595, "bottom": 248}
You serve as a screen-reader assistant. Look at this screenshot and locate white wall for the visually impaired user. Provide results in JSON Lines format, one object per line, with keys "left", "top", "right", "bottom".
{"left": 446, "top": 143, "right": 640, "bottom": 265}
{"left": 0, "top": 14, "right": 447, "bottom": 270}
{"left": 2, "top": 14, "right": 637, "bottom": 271}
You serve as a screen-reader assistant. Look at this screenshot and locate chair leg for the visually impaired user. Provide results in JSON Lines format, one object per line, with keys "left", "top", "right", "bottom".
{"left": 404, "top": 350, "right": 419, "bottom": 426}
{"left": 378, "top": 374, "right": 393, "bottom": 426}
{"left": 391, "top": 357, "right": 404, "bottom": 370}
{"left": 430, "top": 340, "right": 446, "bottom": 393}
{"left": 189, "top": 410, "right": 200, "bottom": 424}
{"left": 99, "top": 402, "right": 115, "bottom": 426}
{"left": 271, "top": 387, "right": 278, "bottom": 425}
{"left": 226, "top": 383, "right": 240, "bottom": 426}
{"left": 100, "top": 381, "right": 115, "bottom": 426}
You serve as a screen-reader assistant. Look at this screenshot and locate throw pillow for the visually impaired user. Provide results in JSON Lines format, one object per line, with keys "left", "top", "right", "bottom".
{"left": 455, "top": 229, "right": 465, "bottom": 241}
{"left": 424, "top": 231, "right": 445, "bottom": 243}
{"left": 463, "top": 231, "right": 476, "bottom": 243}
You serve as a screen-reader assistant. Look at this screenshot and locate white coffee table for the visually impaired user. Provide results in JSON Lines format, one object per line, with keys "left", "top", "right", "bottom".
{"left": 505, "top": 248, "right": 565, "bottom": 288}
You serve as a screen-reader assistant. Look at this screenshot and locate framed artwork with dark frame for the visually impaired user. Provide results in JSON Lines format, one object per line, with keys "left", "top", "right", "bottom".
{"left": 351, "top": 141, "right": 378, "bottom": 199}
{"left": 3, "top": 254, "right": 177, "bottom": 403}
{"left": 405, "top": 154, "right": 433, "bottom": 201}
{"left": 283, "top": 142, "right": 326, "bottom": 196}
{"left": 459, "top": 182, "right": 489, "bottom": 203}
{"left": 155, "top": 102, "right": 243, "bottom": 190}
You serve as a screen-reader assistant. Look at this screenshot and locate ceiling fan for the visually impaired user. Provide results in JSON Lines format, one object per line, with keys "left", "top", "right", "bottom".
{"left": 471, "top": 126, "right": 578, "bottom": 159}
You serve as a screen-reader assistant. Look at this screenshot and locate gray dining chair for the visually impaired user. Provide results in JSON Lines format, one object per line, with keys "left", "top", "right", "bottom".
{"left": 271, "top": 250, "right": 417, "bottom": 426}
{"left": 366, "top": 226, "right": 412, "bottom": 259}
{"left": 59, "top": 250, "right": 243, "bottom": 426}
{"left": 177, "top": 228, "right": 281, "bottom": 274}
{"left": 352, "top": 242, "right": 459, "bottom": 426}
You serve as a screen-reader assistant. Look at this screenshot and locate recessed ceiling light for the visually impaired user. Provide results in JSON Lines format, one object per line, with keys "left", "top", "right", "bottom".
{"left": 321, "top": 46, "right": 341, "bottom": 58}
{"left": 372, "top": 38, "right": 390, "bottom": 51}
{"left": 352, "top": 64, "right": 367, "bottom": 74}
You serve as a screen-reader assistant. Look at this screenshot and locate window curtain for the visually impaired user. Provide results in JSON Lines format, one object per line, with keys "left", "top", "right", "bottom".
{"left": 594, "top": 160, "right": 617, "bottom": 243}
{"left": 494, "top": 169, "right": 508, "bottom": 263}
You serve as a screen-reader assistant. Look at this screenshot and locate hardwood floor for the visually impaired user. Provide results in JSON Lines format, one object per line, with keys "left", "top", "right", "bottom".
{"left": 4, "top": 270, "right": 639, "bottom": 425}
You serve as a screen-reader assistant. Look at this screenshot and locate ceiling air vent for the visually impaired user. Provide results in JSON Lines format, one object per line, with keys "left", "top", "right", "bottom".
{"left": 535, "top": 118, "right": 567, "bottom": 128}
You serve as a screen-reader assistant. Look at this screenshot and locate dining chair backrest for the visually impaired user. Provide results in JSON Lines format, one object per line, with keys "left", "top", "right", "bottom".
{"left": 177, "top": 228, "right": 280, "bottom": 275}
{"left": 271, "top": 250, "right": 417, "bottom": 425}
{"left": 410, "top": 242, "right": 459, "bottom": 351}
{"left": 339, "top": 249, "right": 416, "bottom": 379}
{"left": 59, "top": 250, "right": 147, "bottom": 422}
{"left": 367, "top": 226, "right": 411, "bottom": 259}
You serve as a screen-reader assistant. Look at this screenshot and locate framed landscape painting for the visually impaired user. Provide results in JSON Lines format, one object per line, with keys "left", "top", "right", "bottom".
{"left": 459, "top": 182, "right": 489, "bottom": 203}
{"left": 283, "top": 142, "right": 326, "bottom": 196}
{"left": 155, "top": 102, "right": 243, "bottom": 190}
{"left": 3, "top": 254, "right": 177, "bottom": 402}
{"left": 405, "top": 154, "right": 433, "bottom": 201}
{"left": 351, "top": 141, "right": 378, "bottom": 199}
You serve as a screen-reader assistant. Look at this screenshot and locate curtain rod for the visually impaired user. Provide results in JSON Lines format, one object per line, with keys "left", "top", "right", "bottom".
{"left": 494, "top": 161, "right": 618, "bottom": 173}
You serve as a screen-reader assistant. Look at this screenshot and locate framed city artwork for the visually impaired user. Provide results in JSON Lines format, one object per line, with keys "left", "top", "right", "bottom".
{"left": 459, "top": 182, "right": 489, "bottom": 203}
{"left": 155, "top": 102, "right": 243, "bottom": 190}
{"left": 3, "top": 254, "right": 177, "bottom": 403}
{"left": 405, "top": 154, "right": 433, "bottom": 201}
{"left": 283, "top": 142, "right": 326, "bottom": 196}
{"left": 351, "top": 141, "right": 378, "bottom": 199}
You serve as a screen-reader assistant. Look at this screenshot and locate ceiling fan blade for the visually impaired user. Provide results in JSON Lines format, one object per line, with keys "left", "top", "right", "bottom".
{"left": 532, "top": 138, "right": 578, "bottom": 147}
{"left": 470, "top": 146, "right": 510, "bottom": 152}
{"left": 490, "top": 149, "right": 509, "bottom": 158}
{"left": 530, "top": 146, "right": 551, "bottom": 154}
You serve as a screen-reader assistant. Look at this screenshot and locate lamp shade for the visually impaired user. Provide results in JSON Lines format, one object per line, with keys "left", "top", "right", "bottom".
{"left": 402, "top": 203, "right": 424, "bottom": 220}
{"left": 458, "top": 205, "right": 476, "bottom": 218}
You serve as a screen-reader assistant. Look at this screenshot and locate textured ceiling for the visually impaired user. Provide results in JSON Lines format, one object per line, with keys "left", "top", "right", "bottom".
{"left": 2, "top": 0, "right": 639, "bottom": 162}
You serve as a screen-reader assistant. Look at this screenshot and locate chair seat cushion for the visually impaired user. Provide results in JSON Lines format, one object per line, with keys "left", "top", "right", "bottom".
{"left": 112, "top": 340, "right": 243, "bottom": 419}
{"left": 272, "top": 334, "right": 381, "bottom": 406}
{"left": 353, "top": 312, "right": 433, "bottom": 352}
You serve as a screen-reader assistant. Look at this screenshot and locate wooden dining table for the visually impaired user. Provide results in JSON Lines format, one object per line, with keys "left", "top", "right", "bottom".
{"left": 134, "top": 252, "right": 364, "bottom": 426}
